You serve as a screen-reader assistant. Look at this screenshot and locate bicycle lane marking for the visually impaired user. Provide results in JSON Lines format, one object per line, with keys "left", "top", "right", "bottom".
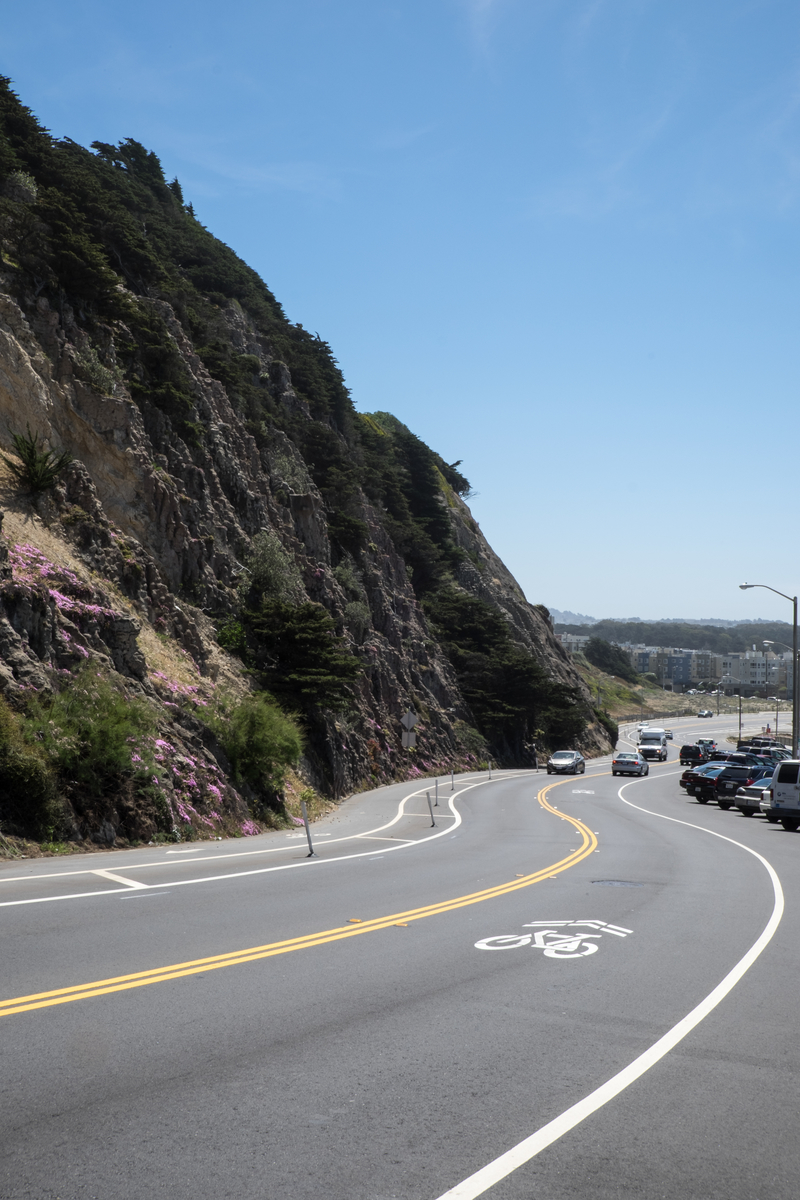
{"left": 0, "top": 775, "right": 597, "bottom": 1017}
{"left": 432, "top": 771, "right": 784, "bottom": 1200}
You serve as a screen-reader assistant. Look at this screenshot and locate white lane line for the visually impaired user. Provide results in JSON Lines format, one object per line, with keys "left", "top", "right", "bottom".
{"left": 0, "top": 772, "right": 537, "bottom": 909}
{"left": 356, "top": 836, "right": 416, "bottom": 844}
{"left": 433, "top": 777, "right": 784, "bottom": 1200}
{"left": 92, "top": 870, "right": 148, "bottom": 890}
{"left": 0, "top": 771, "right": 533, "bottom": 887}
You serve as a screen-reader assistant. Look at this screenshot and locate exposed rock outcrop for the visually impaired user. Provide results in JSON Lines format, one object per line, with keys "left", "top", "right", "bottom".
{"left": 0, "top": 279, "right": 609, "bottom": 829}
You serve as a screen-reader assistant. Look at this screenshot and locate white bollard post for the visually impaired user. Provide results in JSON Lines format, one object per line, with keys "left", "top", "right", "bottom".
{"left": 451, "top": 770, "right": 454, "bottom": 791}
{"left": 426, "top": 791, "right": 436, "bottom": 827}
{"left": 300, "top": 799, "right": 316, "bottom": 857}
{"left": 435, "top": 777, "right": 439, "bottom": 806}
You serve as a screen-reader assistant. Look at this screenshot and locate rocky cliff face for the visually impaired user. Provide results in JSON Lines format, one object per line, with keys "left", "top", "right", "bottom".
{"left": 0, "top": 285, "right": 607, "bottom": 839}
{"left": 0, "top": 87, "right": 611, "bottom": 847}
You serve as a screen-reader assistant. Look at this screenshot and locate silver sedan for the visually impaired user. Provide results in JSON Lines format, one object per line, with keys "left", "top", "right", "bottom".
{"left": 546, "top": 751, "right": 586, "bottom": 775}
{"left": 612, "top": 752, "right": 649, "bottom": 777}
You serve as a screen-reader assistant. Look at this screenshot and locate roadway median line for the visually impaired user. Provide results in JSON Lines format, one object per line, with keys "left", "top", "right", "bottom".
{"left": 0, "top": 777, "right": 597, "bottom": 1019}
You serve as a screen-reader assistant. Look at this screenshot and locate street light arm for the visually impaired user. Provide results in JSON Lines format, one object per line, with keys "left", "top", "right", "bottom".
{"left": 740, "top": 582, "right": 796, "bottom": 603}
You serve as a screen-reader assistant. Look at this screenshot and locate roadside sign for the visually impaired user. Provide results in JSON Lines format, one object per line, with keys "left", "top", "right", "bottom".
{"left": 400, "top": 710, "right": 418, "bottom": 732}
{"left": 402, "top": 731, "right": 417, "bottom": 749}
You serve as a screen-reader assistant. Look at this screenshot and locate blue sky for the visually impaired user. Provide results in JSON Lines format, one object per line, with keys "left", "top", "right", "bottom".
{"left": 3, "top": 0, "right": 799, "bottom": 621}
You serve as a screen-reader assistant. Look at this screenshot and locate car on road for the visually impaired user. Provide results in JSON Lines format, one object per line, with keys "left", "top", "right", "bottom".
{"left": 680, "top": 744, "right": 708, "bottom": 766}
{"left": 751, "top": 749, "right": 791, "bottom": 766}
{"left": 679, "top": 762, "right": 726, "bottom": 793}
{"left": 735, "top": 780, "right": 773, "bottom": 818}
{"left": 546, "top": 750, "right": 586, "bottom": 775}
{"left": 612, "top": 752, "right": 649, "bottom": 777}
{"left": 696, "top": 738, "right": 716, "bottom": 756}
{"left": 762, "top": 760, "right": 800, "bottom": 831}
{"left": 692, "top": 766, "right": 727, "bottom": 801}
{"left": 664, "top": 729, "right": 674, "bottom": 740}
{"left": 697, "top": 765, "right": 773, "bottom": 808}
{"left": 726, "top": 752, "right": 770, "bottom": 768}
{"left": 638, "top": 729, "right": 668, "bottom": 761}
{"left": 697, "top": 709, "right": 714, "bottom": 718}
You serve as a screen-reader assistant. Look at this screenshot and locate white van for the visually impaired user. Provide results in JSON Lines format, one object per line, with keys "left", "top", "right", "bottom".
{"left": 638, "top": 728, "right": 668, "bottom": 762}
{"left": 765, "top": 761, "right": 800, "bottom": 831}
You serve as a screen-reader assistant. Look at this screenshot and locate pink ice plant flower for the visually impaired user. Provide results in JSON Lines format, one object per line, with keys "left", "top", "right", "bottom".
{"left": 6, "top": 543, "right": 121, "bottom": 620}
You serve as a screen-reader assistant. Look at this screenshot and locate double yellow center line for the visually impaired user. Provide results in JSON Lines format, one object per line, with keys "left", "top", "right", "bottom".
{"left": 0, "top": 778, "right": 598, "bottom": 1019}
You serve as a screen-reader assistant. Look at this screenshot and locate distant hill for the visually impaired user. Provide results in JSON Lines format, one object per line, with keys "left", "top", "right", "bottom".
{"left": 551, "top": 612, "right": 776, "bottom": 629}
{"left": 554, "top": 619, "right": 794, "bottom": 654}
{"left": 549, "top": 610, "right": 598, "bottom": 626}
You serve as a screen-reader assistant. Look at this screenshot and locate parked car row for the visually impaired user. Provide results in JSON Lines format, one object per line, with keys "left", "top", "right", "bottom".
{"left": 679, "top": 740, "right": 789, "bottom": 768}
{"left": 678, "top": 743, "right": 800, "bottom": 831}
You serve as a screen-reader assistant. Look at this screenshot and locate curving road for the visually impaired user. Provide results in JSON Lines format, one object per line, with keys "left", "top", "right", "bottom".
{"left": 1, "top": 713, "right": 798, "bottom": 1199}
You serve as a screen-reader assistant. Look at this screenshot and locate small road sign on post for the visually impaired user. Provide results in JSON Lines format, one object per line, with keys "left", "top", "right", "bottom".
{"left": 401, "top": 709, "right": 418, "bottom": 750}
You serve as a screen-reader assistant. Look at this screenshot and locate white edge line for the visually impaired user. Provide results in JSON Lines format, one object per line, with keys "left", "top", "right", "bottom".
{"left": 0, "top": 773, "right": 533, "bottom": 908}
{"left": 0, "top": 771, "right": 532, "bottom": 886}
{"left": 433, "top": 775, "right": 785, "bottom": 1200}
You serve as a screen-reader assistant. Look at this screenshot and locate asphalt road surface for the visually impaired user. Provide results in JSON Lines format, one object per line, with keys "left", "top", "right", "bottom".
{"left": 1, "top": 712, "right": 798, "bottom": 1200}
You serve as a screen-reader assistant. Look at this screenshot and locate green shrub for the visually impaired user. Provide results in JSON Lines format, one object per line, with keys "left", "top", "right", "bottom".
{"left": 344, "top": 600, "right": 371, "bottom": 643}
{"left": 0, "top": 697, "right": 59, "bottom": 839}
{"left": 218, "top": 694, "right": 303, "bottom": 788}
{"left": 240, "top": 530, "right": 303, "bottom": 602}
{"left": 5, "top": 169, "right": 38, "bottom": 202}
{"left": 453, "top": 720, "right": 488, "bottom": 756}
{"left": 217, "top": 617, "right": 247, "bottom": 655}
{"left": 73, "top": 346, "right": 120, "bottom": 395}
{"left": 594, "top": 708, "right": 619, "bottom": 747}
{"left": 333, "top": 559, "right": 366, "bottom": 601}
{"left": 2, "top": 425, "right": 73, "bottom": 493}
{"left": 583, "top": 637, "right": 639, "bottom": 685}
{"left": 24, "top": 668, "right": 157, "bottom": 796}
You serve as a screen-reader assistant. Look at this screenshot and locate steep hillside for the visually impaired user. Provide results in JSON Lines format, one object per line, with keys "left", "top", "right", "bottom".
{"left": 0, "top": 79, "right": 611, "bottom": 850}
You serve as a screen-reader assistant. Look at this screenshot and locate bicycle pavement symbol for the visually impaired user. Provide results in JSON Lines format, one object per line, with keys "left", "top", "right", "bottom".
{"left": 474, "top": 920, "right": 633, "bottom": 958}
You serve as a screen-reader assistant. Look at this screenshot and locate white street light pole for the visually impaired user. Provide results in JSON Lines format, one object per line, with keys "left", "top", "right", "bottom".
{"left": 740, "top": 584, "right": 798, "bottom": 757}
{"left": 763, "top": 639, "right": 793, "bottom": 742}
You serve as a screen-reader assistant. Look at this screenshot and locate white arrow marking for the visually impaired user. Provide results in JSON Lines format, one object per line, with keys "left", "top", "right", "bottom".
{"left": 92, "top": 870, "right": 147, "bottom": 890}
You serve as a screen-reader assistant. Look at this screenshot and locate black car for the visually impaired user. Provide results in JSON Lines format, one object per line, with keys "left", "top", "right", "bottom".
{"left": 680, "top": 744, "right": 707, "bottom": 766}
{"left": 693, "top": 766, "right": 727, "bottom": 801}
{"left": 680, "top": 762, "right": 729, "bottom": 793}
{"left": 726, "top": 752, "right": 768, "bottom": 768}
{"left": 697, "top": 765, "right": 772, "bottom": 808}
